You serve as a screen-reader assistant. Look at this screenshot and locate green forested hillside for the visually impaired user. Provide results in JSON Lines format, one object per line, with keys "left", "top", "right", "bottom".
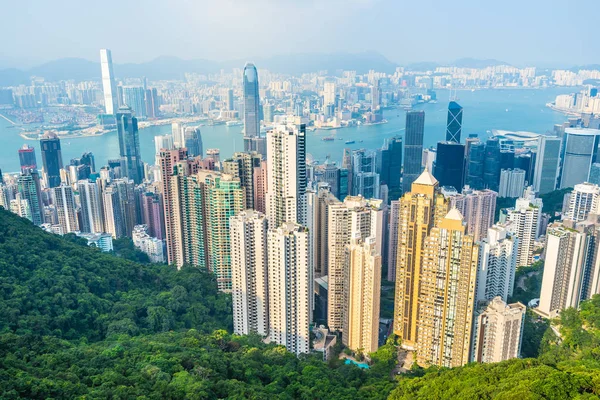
{"left": 0, "top": 209, "right": 396, "bottom": 399}
{"left": 0, "top": 210, "right": 231, "bottom": 341}
{"left": 1, "top": 208, "right": 600, "bottom": 399}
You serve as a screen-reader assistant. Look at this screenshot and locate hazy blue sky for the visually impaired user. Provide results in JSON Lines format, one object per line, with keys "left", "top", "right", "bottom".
{"left": 2, "top": 0, "right": 598, "bottom": 67}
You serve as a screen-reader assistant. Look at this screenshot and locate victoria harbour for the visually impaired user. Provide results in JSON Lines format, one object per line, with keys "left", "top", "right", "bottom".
{"left": 0, "top": 87, "right": 573, "bottom": 173}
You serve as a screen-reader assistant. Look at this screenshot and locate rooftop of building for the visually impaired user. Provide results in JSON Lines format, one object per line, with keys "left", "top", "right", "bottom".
{"left": 413, "top": 167, "right": 438, "bottom": 186}
{"left": 565, "top": 127, "right": 600, "bottom": 136}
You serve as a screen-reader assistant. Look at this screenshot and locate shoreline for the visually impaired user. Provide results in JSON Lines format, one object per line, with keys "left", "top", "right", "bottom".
{"left": 18, "top": 115, "right": 208, "bottom": 140}
{"left": 545, "top": 103, "right": 584, "bottom": 117}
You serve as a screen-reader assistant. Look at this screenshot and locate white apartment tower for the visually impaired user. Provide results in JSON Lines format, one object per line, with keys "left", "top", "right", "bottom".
{"left": 344, "top": 236, "right": 381, "bottom": 354}
{"left": 100, "top": 49, "right": 119, "bottom": 115}
{"left": 504, "top": 187, "right": 542, "bottom": 267}
{"left": 79, "top": 180, "right": 104, "bottom": 234}
{"left": 267, "top": 223, "right": 311, "bottom": 355}
{"left": 538, "top": 220, "right": 600, "bottom": 318}
{"left": 52, "top": 185, "right": 79, "bottom": 234}
{"left": 499, "top": 169, "right": 526, "bottom": 198}
{"left": 565, "top": 182, "right": 600, "bottom": 222}
{"left": 473, "top": 297, "right": 526, "bottom": 363}
{"left": 476, "top": 223, "right": 518, "bottom": 304}
{"left": 266, "top": 125, "right": 307, "bottom": 227}
{"left": 327, "top": 196, "right": 383, "bottom": 331}
{"left": 230, "top": 211, "right": 269, "bottom": 337}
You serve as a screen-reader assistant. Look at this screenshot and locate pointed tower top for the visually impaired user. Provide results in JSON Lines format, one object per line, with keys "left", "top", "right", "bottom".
{"left": 413, "top": 166, "right": 438, "bottom": 186}
{"left": 445, "top": 207, "right": 464, "bottom": 221}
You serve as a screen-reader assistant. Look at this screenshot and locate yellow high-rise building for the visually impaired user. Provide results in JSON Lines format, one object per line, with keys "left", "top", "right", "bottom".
{"left": 393, "top": 168, "right": 448, "bottom": 348}
{"left": 344, "top": 236, "right": 381, "bottom": 354}
{"left": 416, "top": 209, "right": 478, "bottom": 367}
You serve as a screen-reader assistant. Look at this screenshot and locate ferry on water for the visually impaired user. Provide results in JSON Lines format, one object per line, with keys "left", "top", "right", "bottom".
{"left": 322, "top": 136, "right": 335, "bottom": 141}
{"left": 345, "top": 140, "right": 355, "bottom": 144}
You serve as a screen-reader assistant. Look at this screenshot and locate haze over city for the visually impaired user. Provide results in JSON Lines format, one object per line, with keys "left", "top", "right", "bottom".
{"left": 3, "top": 1, "right": 600, "bottom": 398}
{"left": 2, "top": 0, "right": 599, "bottom": 68}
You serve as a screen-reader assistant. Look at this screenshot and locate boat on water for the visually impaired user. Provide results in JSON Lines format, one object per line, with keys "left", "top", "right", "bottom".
{"left": 345, "top": 140, "right": 355, "bottom": 144}
{"left": 322, "top": 137, "right": 335, "bottom": 141}
{"left": 225, "top": 120, "right": 243, "bottom": 126}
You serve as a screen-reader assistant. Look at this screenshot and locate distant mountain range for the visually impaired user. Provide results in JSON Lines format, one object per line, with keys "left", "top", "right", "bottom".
{"left": 0, "top": 53, "right": 552, "bottom": 86}
{"left": 0, "top": 52, "right": 400, "bottom": 85}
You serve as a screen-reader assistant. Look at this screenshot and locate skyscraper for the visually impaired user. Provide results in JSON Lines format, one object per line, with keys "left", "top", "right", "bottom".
{"left": 483, "top": 137, "right": 501, "bottom": 191}
{"left": 159, "top": 148, "right": 190, "bottom": 265}
{"left": 327, "top": 196, "right": 384, "bottom": 332}
{"left": 100, "top": 49, "right": 119, "bottom": 115}
{"left": 434, "top": 142, "right": 465, "bottom": 191}
{"left": 79, "top": 180, "right": 104, "bottom": 234}
{"left": 122, "top": 86, "right": 147, "bottom": 119}
{"left": 393, "top": 169, "right": 449, "bottom": 347}
{"left": 267, "top": 222, "right": 311, "bottom": 355}
{"left": 371, "top": 80, "right": 382, "bottom": 111}
{"left": 344, "top": 236, "right": 381, "bottom": 354}
{"left": 538, "top": 218, "right": 600, "bottom": 318}
{"left": 533, "top": 135, "right": 561, "bottom": 194}
{"left": 155, "top": 134, "right": 174, "bottom": 155}
{"left": 168, "top": 162, "right": 206, "bottom": 269}
{"left": 477, "top": 223, "right": 518, "bottom": 303}
{"left": 226, "top": 88, "right": 234, "bottom": 111}
{"left": 589, "top": 163, "right": 600, "bottom": 185}
{"left": 52, "top": 185, "right": 79, "bottom": 234}
{"left": 40, "top": 131, "right": 63, "bottom": 188}
{"left": 559, "top": 128, "right": 600, "bottom": 189}
{"left": 387, "top": 200, "right": 400, "bottom": 281}
{"left": 141, "top": 192, "right": 164, "bottom": 240}
{"left": 171, "top": 122, "right": 184, "bottom": 149}
{"left": 206, "top": 173, "right": 245, "bottom": 291}
{"left": 183, "top": 126, "right": 203, "bottom": 157}
{"left": 351, "top": 149, "right": 380, "bottom": 199}
{"left": 305, "top": 186, "right": 339, "bottom": 278}
{"left": 145, "top": 88, "right": 159, "bottom": 119}
{"left": 466, "top": 140, "right": 486, "bottom": 189}
{"left": 323, "top": 80, "right": 336, "bottom": 107}
{"left": 472, "top": 297, "right": 526, "bottom": 364}
{"left": 230, "top": 210, "right": 269, "bottom": 336}
{"left": 18, "top": 144, "right": 37, "bottom": 172}
{"left": 243, "top": 63, "right": 261, "bottom": 153}
{"left": 116, "top": 106, "right": 144, "bottom": 184}
{"left": 444, "top": 187, "right": 497, "bottom": 243}
{"left": 446, "top": 101, "right": 463, "bottom": 143}
{"left": 565, "top": 183, "right": 600, "bottom": 222}
{"left": 403, "top": 111, "right": 425, "bottom": 193}
{"left": 416, "top": 209, "right": 478, "bottom": 367}
{"left": 380, "top": 136, "right": 403, "bottom": 193}
{"left": 10, "top": 193, "right": 31, "bottom": 221}
{"left": 102, "top": 185, "right": 124, "bottom": 238}
{"left": 253, "top": 160, "right": 268, "bottom": 214}
{"left": 266, "top": 125, "right": 306, "bottom": 227}
{"left": 503, "top": 188, "right": 542, "bottom": 267}
{"left": 498, "top": 169, "right": 526, "bottom": 198}
{"left": 223, "top": 152, "right": 262, "bottom": 210}
{"left": 17, "top": 169, "right": 43, "bottom": 225}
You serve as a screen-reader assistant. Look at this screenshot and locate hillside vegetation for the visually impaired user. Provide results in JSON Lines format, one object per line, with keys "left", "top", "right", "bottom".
{"left": 0, "top": 208, "right": 599, "bottom": 399}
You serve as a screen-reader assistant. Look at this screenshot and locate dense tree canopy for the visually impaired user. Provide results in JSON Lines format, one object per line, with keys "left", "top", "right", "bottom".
{"left": 1, "top": 208, "right": 600, "bottom": 399}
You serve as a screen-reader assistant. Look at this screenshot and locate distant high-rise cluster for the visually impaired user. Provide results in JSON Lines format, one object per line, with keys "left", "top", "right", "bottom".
{"left": 6, "top": 55, "right": 600, "bottom": 369}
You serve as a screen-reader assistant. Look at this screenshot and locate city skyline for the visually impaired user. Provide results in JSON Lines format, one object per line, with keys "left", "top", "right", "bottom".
{"left": 2, "top": 41, "right": 600, "bottom": 368}
{"left": 2, "top": 0, "right": 600, "bottom": 69}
